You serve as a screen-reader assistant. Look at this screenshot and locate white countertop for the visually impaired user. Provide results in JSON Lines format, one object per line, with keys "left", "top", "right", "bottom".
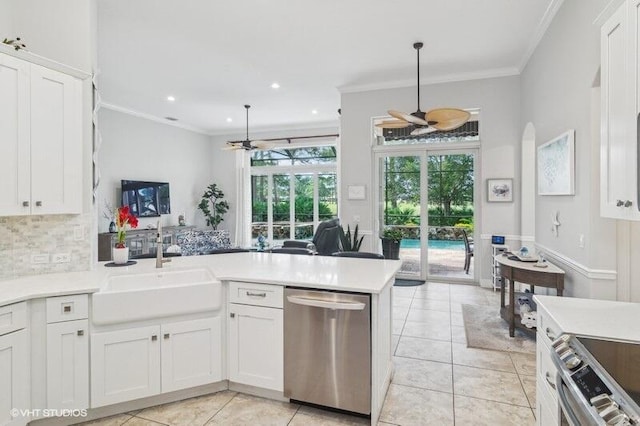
{"left": 534, "top": 295, "right": 640, "bottom": 343}
{"left": 0, "top": 252, "right": 402, "bottom": 306}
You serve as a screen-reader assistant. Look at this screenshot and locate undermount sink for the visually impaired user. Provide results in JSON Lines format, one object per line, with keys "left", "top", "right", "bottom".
{"left": 104, "top": 268, "right": 214, "bottom": 292}
{"left": 92, "top": 268, "right": 222, "bottom": 325}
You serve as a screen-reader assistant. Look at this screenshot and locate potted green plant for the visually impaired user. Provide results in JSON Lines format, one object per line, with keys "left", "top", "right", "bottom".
{"left": 381, "top": 227, "right": 403, "bottom": 260}
{"left": 338, "top": 224, "right": 364, "bottom": 252}
{"left": 197, "top": 183, "right": 230, "bottom": 230}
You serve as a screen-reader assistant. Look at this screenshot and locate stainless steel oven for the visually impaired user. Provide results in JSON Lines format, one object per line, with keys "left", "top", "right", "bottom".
{"left": 551, "top": 334, "right": 640, "bottom": 425}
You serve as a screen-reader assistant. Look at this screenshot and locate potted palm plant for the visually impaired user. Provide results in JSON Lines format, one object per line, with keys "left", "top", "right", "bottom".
{"left": 381, "top": 227, "right": 403, "bottom": 260}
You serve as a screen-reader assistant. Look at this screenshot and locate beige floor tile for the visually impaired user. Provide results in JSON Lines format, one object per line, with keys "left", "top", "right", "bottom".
{"left": 456, "top": 295, "right": 493, "bottom": 306}
{"left": 418, "top": 282, "right": 450, "bottom": 291}
{"left": 510, "top": 352, "right": 537, "bottom": 376}
{"left": 392, "top": 306, "right": 409, "bottom": 320}
{"left": 392, "top": 334, "right": 401, "bottom": 354}
{"left": 450, "top": 311, "right": 464, "bottom": 326}
{"left": 205, "top": 393, "right": 298, "bottom": 425}
{"left": 452, "top": 343, "right": 517, "bottom": 373}
{"left": 123, "top": 417, "right": 168, "bottom": 426}
{"left": 395, "top": 336, "right": 452, "bottom": 363}
{"left": 392, "top": 318, "right": 405, "bottom": 335}
{"left": 406, "top": 308, "right": 450, "bottom": 324}
{"left": 289, "top": 406, "right": 369, "bottom": 425}
{"left": 413, "top": 290, "right": 450, "bottom": 301}
{"left": 451, "top": 326, "right": 467, "bottom": 344}
{"left": 409, "top": 298, "right": 450, "bottom": 312}
{"left": 520, "top": 375, "right": 537, "bottom": 408}
{"left": 393, "top": 297, "right": 413, "bottom": 307}
{"left": 402, "top": 320, "right": 451, "bottom": 341}
{"left": 393, "top": 287, "right": 417, "bottom": 298}
{"left": 379, "top": 384, "right": 454, "bottom": 426}
{"left": 136, "top": 391, "right": 236, "bottom": 426}
{"left": 448, "top": 284, "right": 482, "bottom": 295}
{"left": 74, "top": 414, "right": 133, "bottom": 426}
{"left": 453, "top": 365, "right": 529, "bottom": 407}
{"left": 450, "top": 303, "right": 463, "bottom": 313}
{"left": 453, "top": 395, "right": 535, "bottom": 425}
{"left": 392, "top": 356, "right": 453, "bottom": 393}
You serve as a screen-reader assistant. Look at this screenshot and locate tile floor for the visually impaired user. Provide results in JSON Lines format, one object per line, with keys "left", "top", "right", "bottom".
{"left": 78, "top": 282, "right": 536, "bottom": 426}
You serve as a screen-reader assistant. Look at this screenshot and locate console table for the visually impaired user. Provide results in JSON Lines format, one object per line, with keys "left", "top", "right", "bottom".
{"left": 495, "top": 255, "right": 565, "bottom": 337}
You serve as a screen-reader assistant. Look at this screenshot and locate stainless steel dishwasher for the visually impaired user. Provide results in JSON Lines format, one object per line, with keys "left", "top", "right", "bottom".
{"left": 284, "top": 287, "right": 371, "bottom": 415}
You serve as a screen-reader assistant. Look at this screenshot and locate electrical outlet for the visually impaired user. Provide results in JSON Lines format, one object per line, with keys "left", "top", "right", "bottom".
{"left": 74, "top": 226, "right": 84, "bottom": 241}
{"left": 31, "top": 253, "right": 49, "bottom": 264}
{"left": 51, "top": 253, "right": 71, "bottom": 263}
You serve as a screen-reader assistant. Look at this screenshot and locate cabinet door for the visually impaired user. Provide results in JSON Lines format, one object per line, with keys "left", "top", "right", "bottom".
{"left": 0, "top": 330, "right": 29, "bottom": 426}
{"left": 228, "top": 304, "right": 283, "bottom": 391}
{"left": 630, "top": 0, "right": 640, "bottom": 219}
{"left": 0, "top": 53, "right": 30, "bottom": 216}
{"left": 91, "top": 326, "right": 161, "bottom": 408}
{"left": 46, "top": 320, "right": 89, "bottom": 410}
{"left": 161, "top": 317, "right": 222, "bottom": 392}
{"left": 30, "top": 63, "right": 82, "bottom": 215}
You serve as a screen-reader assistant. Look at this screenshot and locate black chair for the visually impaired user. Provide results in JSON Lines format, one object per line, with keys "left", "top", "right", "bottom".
{"left": 332, "top": 252, "right": 384, "bottom": 259}
{"left": 462, "top": 230, "right": 474, "bottom": 274}
{"left": 202, "top": 248, "right": 250, "bottom": 255}
{"left": 270, "top": 247, "right": 314, "bottom": 255}
{"left": 281, "top": 218, "right": 341, "bottom": 256}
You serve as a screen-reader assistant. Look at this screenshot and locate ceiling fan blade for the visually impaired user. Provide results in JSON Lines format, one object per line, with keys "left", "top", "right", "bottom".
{"left": 375, "top": 120, "right": 410, "bottom": 129}
{"left": 410, "top": 127, "right": 437, "bottom": 136}
{"left": 251, "top": 140, "right": 276, "bottom": 149}
{"left": 425, "top": 108, "right": 471, "bottom": 131}
{"left": 222, "top": 145, "right": 242, "bottom": 151}
{"left": 388, "top": 110, "right": 430, "bottom": 126}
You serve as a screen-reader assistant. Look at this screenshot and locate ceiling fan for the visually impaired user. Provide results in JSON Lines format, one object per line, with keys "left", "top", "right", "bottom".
{"left": 376, "top": 42, "right": 471, "bottom": 136}
{"left": 224, "top": 105, "right": 273, "bottom": 151}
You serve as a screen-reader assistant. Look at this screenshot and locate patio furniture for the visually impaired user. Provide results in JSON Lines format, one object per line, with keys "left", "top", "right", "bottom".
{"left": 280, "top": 218, "right": 341, "bottom": 256}
{"left": 462, "top": 230, "right": 474, "bottom": 274}
{"left": 332, "top": 251, "right": 385, "bottom": 259}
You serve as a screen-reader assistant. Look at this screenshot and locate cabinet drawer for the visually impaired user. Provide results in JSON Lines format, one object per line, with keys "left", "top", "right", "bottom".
{"left": 46, "top": 294, "right": 88, "bottom": 323}
{"left": 0, "top": 302, "right": 27, "bottom": 336}
{"left": 228, "top": 282, "right": 283, "bottom": 308}
{"left": 537, "top": 307, "right": 561, "bottom": 349}
{"left": 537, "top": 341, "right": 558, "bottom": 405}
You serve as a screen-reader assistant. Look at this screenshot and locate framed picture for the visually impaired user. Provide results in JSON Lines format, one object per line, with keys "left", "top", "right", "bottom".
{"left": 537, "top": 130, "right": 575, "bottom": 195}
{"left": 487, "top": 178, "right": 513, "bottom": 202}
{"left": 347, "top": 185, "right": 366, "bottom": 200}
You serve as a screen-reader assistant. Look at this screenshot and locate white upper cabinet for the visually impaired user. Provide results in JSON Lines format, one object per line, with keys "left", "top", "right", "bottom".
{"left": 0, "top": 52, "right": 83, "bottom": 216}
{"left": 601, "top": 0, "right": 640, "bottom": 220}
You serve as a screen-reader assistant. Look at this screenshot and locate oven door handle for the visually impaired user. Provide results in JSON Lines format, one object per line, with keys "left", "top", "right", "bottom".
{"left": 556, "top": 373, "right": 583, "bottom": 426}
{"left": 286, "top": 296, "right": 366, "bottom": 311}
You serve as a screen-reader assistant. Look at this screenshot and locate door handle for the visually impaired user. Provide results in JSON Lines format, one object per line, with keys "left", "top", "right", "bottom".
{"left": 246, "top": 291, "right": 267, "bottom": 297}
{"left": 77, "top": 330, "right": 84, "bottom": 336}
{"left": 164, "top": 333, "right": 170, "bottom": 339}
{"left": 286, "top": 295, "right": 366, "bottom": 311}
{"left": 22, "top": 201, "right": 29, "bottom": 207}
{"left": 151, "top": 335, "right": 158, "bottom": 341}
{"left": 545, "top": 327, "right": 556, "bottom": 341}
{"left": 545, "top": 372, "right": 556, "bottom": 390}
{"left": 35, "top": 201, "right": 42, "bottom": 207}
{"left": 230, "top": 313, "right": 235, "bottom": 318}
{"left": 617, "top": 200, "right": 624, "bottom": 207}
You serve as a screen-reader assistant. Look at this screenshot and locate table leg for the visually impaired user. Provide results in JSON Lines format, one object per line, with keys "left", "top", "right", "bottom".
{"left": 500, "top": 278, "right": 505, "bottom": 307}
{"left": 509, "top": 279, "right": 515, "bottom": 337}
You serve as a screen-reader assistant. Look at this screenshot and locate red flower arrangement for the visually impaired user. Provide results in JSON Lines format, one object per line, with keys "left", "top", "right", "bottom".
{"left": 115, "top": 206, "right": 139, "bottom": 248}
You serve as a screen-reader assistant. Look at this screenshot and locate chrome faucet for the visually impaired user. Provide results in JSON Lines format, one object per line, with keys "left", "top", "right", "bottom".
{"left": 156, "top": 219, "right": 171, "bottom": 268}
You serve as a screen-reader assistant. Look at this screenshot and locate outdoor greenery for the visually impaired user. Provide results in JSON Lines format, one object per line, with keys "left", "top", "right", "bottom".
{"left": 382, "top": 227, "right": 403, "bottom": 242}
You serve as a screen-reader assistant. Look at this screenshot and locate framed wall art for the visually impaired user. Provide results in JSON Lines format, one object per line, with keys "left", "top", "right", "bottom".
{"left": 487, "top": 178, "right": 513, "bottom": 202}
{"left": 537, "top": 130, "right": 575, "bottom": 195}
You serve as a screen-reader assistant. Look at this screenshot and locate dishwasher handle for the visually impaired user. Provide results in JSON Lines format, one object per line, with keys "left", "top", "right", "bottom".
{"left": 286, "top": 295, "right": 366, "bottom": 311}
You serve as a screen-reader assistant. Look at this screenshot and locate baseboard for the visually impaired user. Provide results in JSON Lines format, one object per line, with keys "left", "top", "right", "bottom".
{"left": 228, "top": 382, "right": 288, "bottom": 402}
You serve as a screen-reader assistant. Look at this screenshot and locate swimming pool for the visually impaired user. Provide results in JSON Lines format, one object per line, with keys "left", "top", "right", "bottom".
{"left": 400, "top": 239, "right": 465, "bottom": 251}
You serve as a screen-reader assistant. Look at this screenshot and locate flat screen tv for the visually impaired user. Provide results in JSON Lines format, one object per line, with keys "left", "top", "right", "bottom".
{"left": 121, "top": 180, "right": 171, "bottom": 217}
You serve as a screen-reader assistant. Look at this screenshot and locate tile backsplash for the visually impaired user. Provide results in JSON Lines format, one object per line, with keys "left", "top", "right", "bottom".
{"left": 0, "top": 214, "right": 92, "bottom": 280}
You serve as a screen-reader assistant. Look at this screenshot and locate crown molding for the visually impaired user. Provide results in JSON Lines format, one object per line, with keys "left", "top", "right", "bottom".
{"left": 337, "top": 67, "right": 520, "bottom": 94}
{"left": 518, "top": 0, "right": 565, "bottom": 71}
{"left": 594, "top": 0, "right": 625, "bottom": 26}
{"left": 99, "top": 102, "right": 210, "bottom": 135}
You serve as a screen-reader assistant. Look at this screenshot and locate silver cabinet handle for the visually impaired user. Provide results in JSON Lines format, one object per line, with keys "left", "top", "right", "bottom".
{"left": 35, "top": 201, "right": 42, "bottom": 207}
{"left": 151, "top": 335, "right": 157, "bottom": 341}
{"left": 625, "top": 200, "right": 633, "bottom": 208}
{"left": 246, "top": 291, "right": 267, "bottom": 297}
{"left": 617, "top": 200, "right": 624, "bottom": 207}
{"left": 63, "top": 305, "right": 72, "bottom": 313}
{"left": 164, "top": 333, "right": 170, "bottom": 339}
{"left": 545, "top": 372, "right": 556, "bottom": 390}
{"left": 77, "top": 330, "right": 84, "bottom": 336}
{"left": 545, "top": 327, "right": 556, "bottom": 341}
{"left": 230, "top": 313, "right": 235, "bottom": 318}
{"left": 22, "top": 201, "right": 29, "bottom": 207}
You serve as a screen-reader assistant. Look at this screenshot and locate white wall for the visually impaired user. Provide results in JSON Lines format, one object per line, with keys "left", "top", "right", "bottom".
{"left": 340, "top": 76, "right": 522, "bottom": 279}
{"left": 97, "top": 108, "right": 213, "bottom": 232}
{"left": 0, "top": 1, "right": 14, "bottom": 37}
{"left": 520, "top": 0, "right": 617, "bottom": 299}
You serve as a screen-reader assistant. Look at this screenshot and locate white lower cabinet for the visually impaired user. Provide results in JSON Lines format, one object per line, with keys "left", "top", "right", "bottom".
{"left": 0, "top": 329, "right": 29, "bottom": 426}
{"left": 91, "top": 318, "right": 222, "bottom": 408}
{"left": 536, "top": 306, "right": 561, "bottom": 426}
{"left": 46, "top": 319, "right": 89, "bottom": 410}
{"left": 228, "top": 303, "right": 283, "bottom": 391}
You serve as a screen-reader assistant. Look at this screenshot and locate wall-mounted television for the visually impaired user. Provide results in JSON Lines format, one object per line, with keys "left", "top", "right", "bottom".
{"left": 121, "top": 180, "right": 171, "bottom": 217}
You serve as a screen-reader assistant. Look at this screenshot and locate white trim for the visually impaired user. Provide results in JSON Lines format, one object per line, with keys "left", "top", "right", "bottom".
{"left": 100, "top": 102, "right": 210, "bottom": 135}
{"left": 338, "top": 67, "right": 520, "bottom": 94}
{"left": 594, "top": 0, "right": 626, "bottom": 26}
{"left": 0, "top": 43, "right": 91, "bottom": 79}
{"left": 518, "top": 0, "right": 565, "bottom": 71}
{"left": 480, "top": 234, "right": 533, "bottom": 241}
{"left": 209, "top": 120, "right": 339, "bottom": 136}
{"left": 535, "top": 243, "right": 617, "bottom": 281}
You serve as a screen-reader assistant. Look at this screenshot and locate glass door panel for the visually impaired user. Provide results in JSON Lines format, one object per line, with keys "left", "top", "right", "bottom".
{"left": 272, "top": 174, "right": 290, "bottom": 243}
{"left": 251, "top": 175, "right": 268, "bottom": 240}
{"left": 294, "top": 174, "right": 314, "bottom": 239}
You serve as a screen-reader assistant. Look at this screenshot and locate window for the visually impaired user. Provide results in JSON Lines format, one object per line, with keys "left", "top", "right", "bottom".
{"left": 249, "top": 145, "right": 337, "bottom": 244}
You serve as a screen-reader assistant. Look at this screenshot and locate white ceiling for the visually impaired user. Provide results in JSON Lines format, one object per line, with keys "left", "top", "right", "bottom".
{"left": 97, "top": 0, "right": 560, "bottom": 135}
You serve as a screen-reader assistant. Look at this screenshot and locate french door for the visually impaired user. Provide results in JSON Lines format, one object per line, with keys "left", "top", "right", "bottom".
{"left": 375, "top": 148, "right": 478, "bottom": 282}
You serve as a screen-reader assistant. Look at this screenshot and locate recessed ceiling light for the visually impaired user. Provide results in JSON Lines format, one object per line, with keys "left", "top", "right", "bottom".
{"left": 226, "top": 117, "right": 233, "bottom": 123}
{"left": 271, "top": 82, "right": 280, "bottom": 89}
{"left": 312, "top": 109, "right": 318, "bottom": 115}
{"left": 167, "top": 96, "right": 176, "bottom": 102}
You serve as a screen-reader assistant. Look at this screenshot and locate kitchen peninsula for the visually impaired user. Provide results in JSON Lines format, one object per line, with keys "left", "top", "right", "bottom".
{"left": 0, "top": 253, "right": 401, "bottom": 426}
